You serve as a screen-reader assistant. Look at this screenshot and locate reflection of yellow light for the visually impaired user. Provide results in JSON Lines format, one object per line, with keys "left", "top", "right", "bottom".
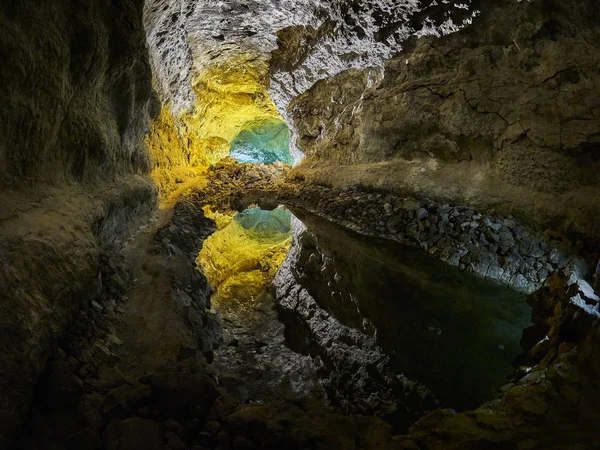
{"left": 197, "top": 212, "right": 291, "bottom": 303}
{"left": 145, "top": 54, "right": 285, "bottom": 198}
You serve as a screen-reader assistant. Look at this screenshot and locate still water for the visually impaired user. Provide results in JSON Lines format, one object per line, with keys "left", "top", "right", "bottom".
{"left": 199, "top": 205, "right": 532, "bottom": 415}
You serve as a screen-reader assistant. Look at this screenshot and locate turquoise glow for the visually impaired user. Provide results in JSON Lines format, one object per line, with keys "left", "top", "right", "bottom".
{"left": 230, "top": 120, "right": 293, "bottom": 165}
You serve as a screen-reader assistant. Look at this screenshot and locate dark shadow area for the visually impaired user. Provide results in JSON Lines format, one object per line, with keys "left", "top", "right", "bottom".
{"left": 287, "top": 207, "right": 533, "bottom": 411}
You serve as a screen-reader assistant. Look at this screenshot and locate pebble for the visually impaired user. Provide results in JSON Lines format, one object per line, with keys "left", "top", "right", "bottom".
{"left": 165, "top": 431, "right": 187, "bottom": 450}
{"left": 205, "top": 419, "right": 222, "bottom": 435}
{"left": 416, "top": 208, "right": 429, "bottom": 220}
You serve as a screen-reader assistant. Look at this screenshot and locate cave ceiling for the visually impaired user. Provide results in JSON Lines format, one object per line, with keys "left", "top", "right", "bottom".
{"left": 144, "top": 0, "right": 480, "bottom": 115}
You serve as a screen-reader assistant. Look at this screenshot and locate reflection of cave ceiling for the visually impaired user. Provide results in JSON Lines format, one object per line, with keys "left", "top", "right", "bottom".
{"left": 144, "top": 0, "right": 479, "bottom": 114}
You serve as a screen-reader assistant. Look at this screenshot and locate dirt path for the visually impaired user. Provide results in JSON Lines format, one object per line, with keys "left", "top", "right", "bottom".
{"left": 112, "top": 174, "right": 208, "bottom": 377}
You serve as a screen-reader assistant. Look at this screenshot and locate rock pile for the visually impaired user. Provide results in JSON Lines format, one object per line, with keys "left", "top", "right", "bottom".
{"left": 190, "top": 157, "right": 292, "bottom": 210}
{"left": 283, "top": 184, "right": 588, "bottom": 294}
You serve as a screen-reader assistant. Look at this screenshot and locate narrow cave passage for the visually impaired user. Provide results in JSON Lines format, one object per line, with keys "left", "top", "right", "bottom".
{"left": 2, "top": 1, "right": 600, "bottom": 449}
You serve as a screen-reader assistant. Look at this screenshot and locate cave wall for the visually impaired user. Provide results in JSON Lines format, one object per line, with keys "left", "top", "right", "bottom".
{"left": 0, "top": 1, "right": 156, "bottom": 446}
{"left": 0, "top": 0, "right": 155, "bottom": 186}
{"left": 143, "top": 0, "right": 479, "bottom": 175}
{"left": 288, "top": 0, "right": 600, "bottom": 253}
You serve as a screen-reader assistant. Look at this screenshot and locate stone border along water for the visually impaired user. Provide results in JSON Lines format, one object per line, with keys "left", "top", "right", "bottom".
{"left": 186, "top": 159, "right": 598, "bottom": 310}
{"left": 282, "top": 185, "right": 597, "bottom": 300}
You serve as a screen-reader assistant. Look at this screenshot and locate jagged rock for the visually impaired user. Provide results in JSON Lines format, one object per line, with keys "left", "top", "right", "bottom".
{"left": 43, "top": 361, "right": 83, "bottom": 409}
{"left": 164, "top": 431, "right": 186, "bottom": 450}
{"left": 103, "top": 383, "right": 153, "bottom": 416}
{"left": 289, "top": 0, "right": 600, "bottom": 252}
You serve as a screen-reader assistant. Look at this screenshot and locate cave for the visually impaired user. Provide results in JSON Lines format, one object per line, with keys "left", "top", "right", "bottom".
{"left": 1, "top": 1, "right": 600, "bottom": 449}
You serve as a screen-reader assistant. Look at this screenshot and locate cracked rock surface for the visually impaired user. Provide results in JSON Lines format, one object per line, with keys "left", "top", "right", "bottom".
{"left": 144, "top": 0, "right": 478, "bottom": 115}
{"left": 289, "top": 0, "right": 600, "bottom": 248}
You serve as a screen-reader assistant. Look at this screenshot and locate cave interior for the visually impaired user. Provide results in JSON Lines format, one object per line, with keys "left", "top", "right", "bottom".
{"left": 1, "top": 0, "right": 600, "bottom": 449}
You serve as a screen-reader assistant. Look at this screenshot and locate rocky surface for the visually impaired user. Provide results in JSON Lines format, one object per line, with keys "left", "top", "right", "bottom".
{"left": 0, "top": 0, "right": 155, "bottom": 185}
{"left": 0, "top": 179, "right": 156, "bottom": 448}
{"left": 192, "top": 159, "right": 587, "bottom": 295}
{"left": 189, "top": 157, "right": 291, "bottom": 211}
{"left": 207, "top": 284, "right": 325, "bottom": 408}
{"left": 220, "top": 399, "right": 413, "bottom": 450}
{"left": 3, "top": 0, "right": 600, "bottom": 448}
{"left": 11, "top": 197, "right": 222, "bottom": 450}
{"left": 275, "top": 216, "right": 439, "bottom": 426}
{"left": 0, "top": 0, "right": 158, "bottom": 445}
{"left": 273, "top": 214, "right": 600, "bottom": 448}
{"left": 144, "top": 0, "right": 478, "bottom": 112}
{"left": 143, "top": 0, "right": 479, "bottom": 164}
{"left": 281, "top": 183, "right": 588, "bottom": 294}
{"left": 289, "top": 0, "right": 600, "bottom": 247}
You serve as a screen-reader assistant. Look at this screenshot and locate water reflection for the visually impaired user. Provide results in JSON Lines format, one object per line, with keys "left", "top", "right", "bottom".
{"left": 198, "top": 206, "right": 292, "bottom": 306}
{"left": 287, "top": 207, "right": 532, "bottom": 411}
{"left": 198, "top": 206, "right": 323, "bottom": 403}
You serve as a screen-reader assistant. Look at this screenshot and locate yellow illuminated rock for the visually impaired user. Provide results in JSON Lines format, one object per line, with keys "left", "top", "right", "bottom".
{"left": 198, "top": 207, "right": 292, "bottom": 304}
{"left": 146, "top": 54, "right": 287, "bottom": 198}
{"left": 185, "top": 55, "right": 284, "bottom": 165}
{"left": 202, "top": 205, "right": 235, "bottom": 230}
{"left": 145, "top": 106, "right": 207, "bottom": 200}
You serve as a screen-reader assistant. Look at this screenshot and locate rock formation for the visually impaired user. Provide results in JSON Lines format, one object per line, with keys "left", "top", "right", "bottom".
{"left": 288, "top": 0, "right": 600, "bottom": 249}
{"left": 0, "top": 1, "right": 156, "bottom": 445}
{"left": 1, "top": 0, "right": 600, "bottom": 449}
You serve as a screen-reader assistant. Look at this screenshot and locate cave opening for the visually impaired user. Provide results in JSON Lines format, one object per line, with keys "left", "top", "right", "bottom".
{"left": 229, "top": 119, "right": 294, "bottom": 166}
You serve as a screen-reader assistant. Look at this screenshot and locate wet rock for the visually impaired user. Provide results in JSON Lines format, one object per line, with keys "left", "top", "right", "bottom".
{"left": 94, "top": 367, "right": 126, "bottom": 392}
{"left": 223, "top": 400, "right": 400, "bottom": 450}
{"left": 217, "top": 374, "right": 248, "bottom": 403}
{"left": 182, "top": 418, "right": 202, "bottom": 440}
{"left": 205, "top": 420, "right": 222, "bottom": 436}
{"left": 44, "top": 361, "right": 83, "bottom": 408}
{"left": 91, "top": 342, "right": 117, "bottom": 366}
{"left": 416, "top": 208, "right": 429, "bottom": 220}
{"left": 165, "top": 419, "right": 181, "bottom": 433}
{"left": 66, "top": 428, "right": 103, "bottom": 450}
{"left": 103, "top": 382, "right": 153, "bottom": 415}
{"left": 193, "top": 431, "right": 216, "bottom": 448}
{"left": 77, "top": 393, "right": 105, "bottom": 429}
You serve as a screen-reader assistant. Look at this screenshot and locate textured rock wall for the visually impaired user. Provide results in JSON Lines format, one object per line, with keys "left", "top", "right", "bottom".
{"left": 267, "top": 0, "right": 478, "bottom": 124}
{"left": 275, "top": 207, "right": 600, "bottom": 448}
{"left": 0, "top": 0, "right": 155, "bottom": 186}
{"left": 143, "top": 0, "right": 479, "bottom": 166}
{"left": 0, "top": 1, "right": 156, "bottom": 446}
{"left": 282, "top": 184, "right": 588, "bottom": 294}
{"left": 289, "top": 0, "right": 600, "bottom": 250}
